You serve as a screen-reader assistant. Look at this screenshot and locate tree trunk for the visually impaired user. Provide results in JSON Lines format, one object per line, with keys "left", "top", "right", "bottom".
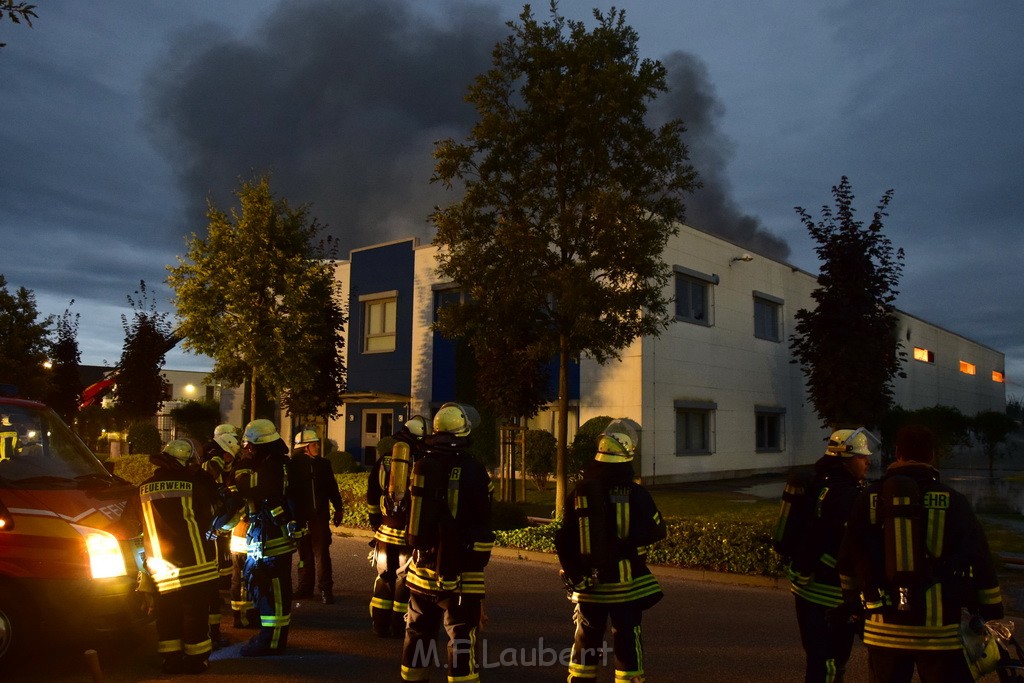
{"left": 555, "top": 334, "right": 570, "bottom": 520}
{"left": 249, "top": 367, "right": 257, "bottom": 423}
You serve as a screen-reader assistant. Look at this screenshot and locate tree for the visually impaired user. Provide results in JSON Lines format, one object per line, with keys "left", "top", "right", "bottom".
{"left": 45, "top": 302, "right": 84, "bottom": 422}
{"left": 789, "top": 177, "right": 905, "bottom": 429}
{"left": 167, "top": 174, "right": 347, "bottom": 423}
{"left": 169, "top": 399, "right": 220, "bottom": 441}
{"left": 0, "top": 1, "right": 36, "bottom": 49}
{"left": 431, "top": 4, "right": 699, "bottom": 518}
{"left": 972, "top": 410, "right": 1018, "bottom": 475}
{"left": 523, "top": 428, "right": 556, "bottom": 490}
{"left": 0, "top": 274, "right": 52, "bottom": 399}
{"left": 113, "top": 281, "right": 175, "bottom": 424}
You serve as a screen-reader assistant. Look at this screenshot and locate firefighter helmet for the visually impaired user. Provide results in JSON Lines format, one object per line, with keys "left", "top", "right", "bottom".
{"left": 162, "top": 439, "right": 195, "bottom": 465}
{"left": 214, "top": 432, "right": 240, "bottom": 456}
{"left": 595, "top": 418, "right": 639, "bottom": 463}
{"left": 214, "top": 423, "right": 237, "bottom": 438}
{"left": 432, "top": 403, "right": 478, "bottom": 437}
{"left": 825, "top": 428, "right": 872, "bottom": 457}
{"left": 960, "top": 618, "right": 1003, "bottom": 679}
{"left": 405, "top": 415, "right": 429, "bottom": 439}
{"left": 294, "top": 428, "right": 320, "bottom": 447}
{"left": 243, "top": 419, "right": 281, "bottom": 445}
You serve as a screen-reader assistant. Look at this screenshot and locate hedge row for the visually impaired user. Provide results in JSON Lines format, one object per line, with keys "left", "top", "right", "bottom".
{"left": 113, "top": 455, "right": 783, "bottom": 578}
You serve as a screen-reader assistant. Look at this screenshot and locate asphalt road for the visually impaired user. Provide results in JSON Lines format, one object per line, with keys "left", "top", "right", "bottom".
{"left": 8, "top": 531, "right": 867, "bottom": 682}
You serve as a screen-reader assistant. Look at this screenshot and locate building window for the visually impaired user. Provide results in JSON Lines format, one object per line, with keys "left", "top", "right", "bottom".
{"left": 433, "top": 286, "right": 464, "bottom": 322}
{"left": 913, "top": 347, "right": 935, "bottom": 363}
{"left": 753, "top": 292, "right": 783, "bottom": 342}
{"left": 674, "top": 400, "right": 716, "bottom": 455}
{"left": 673, "top": 265, "right": 717, "bottom": 326}
{"left": 361, "top": 292, "right": 397, "bottom": 353}
{"left": 755, "top": 407, "right": 786, "bottom": 452}
{"left": 993, "top": 370, "right": 1005, "bottom": 383}
{"left": 959, "top": 360, "right": 976, "bottom": 376}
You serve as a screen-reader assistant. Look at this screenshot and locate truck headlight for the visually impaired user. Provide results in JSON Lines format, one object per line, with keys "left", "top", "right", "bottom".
{"left": 72, "top": 524, "right": 128, "bottom": 579}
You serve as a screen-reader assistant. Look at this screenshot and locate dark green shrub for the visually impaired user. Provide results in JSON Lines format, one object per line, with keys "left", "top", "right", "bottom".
{"left": 113, "top": 453, "right": 156, "bottom": 485}
{"left": 168, "top": 399, "right": 220, "bottom": 441}
{"left": 491, "top": 501, "right": 530, "bottom": 531}
{"left": 523, "top": 429, "right": 556, "bottom": 490}
{"left": 327, "top": 449, "right": 363, "bottom": 474}
{"left": 336, "top": 472, "right": 371, "bottom": 527}
{"left": 127, "top": 421, "right": 162, "bottom": 456}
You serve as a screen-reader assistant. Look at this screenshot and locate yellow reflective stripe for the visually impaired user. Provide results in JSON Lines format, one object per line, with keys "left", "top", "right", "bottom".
{"left": 569, "top": 662, "right": 599, "bottom": 676}
{"left": 927, "top": 504, "right": 946, "bottom": 558}
{"left": 978, "top": 586, "right": 1003, "bottom": 605}
{"left": 471, "top": 541, "right": 493, "bottom": 552}
{"left": 819, "top": 553, "right": 837, "bottom": 568}
{"left": 401, "top": 665, "right": 431, "bottom": 681}
{"left": 393, "top": 600, "right": 409, "bottom": 614}
{"left": 158, "top": 639, "right": 182, "bottom": 653}
{"left": 894, "top": 514, "right": 914, "bottom": 573}
{"left": 141, "top": 499, "right": 163, "bottom": 563}
{"left": 183, "top": 639, "right": 212, "bottom": 656}
{"left": 371, "top": 597, "right": 393, "bottom": 610}
{"left": 447, "top": 467, "right": 461, "bottom": 519}
{"left": 180, "top": 494, "right": 207, "bottom": 565}
{"left": 615, "top": 500, "right": 630, "bottom": 540}
{"left": 925, "top": 582, "right": 942, "bottom": 628}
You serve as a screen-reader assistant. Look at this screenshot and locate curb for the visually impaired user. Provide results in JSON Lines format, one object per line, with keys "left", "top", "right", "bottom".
{"left": 339, "top": 526, "right": 786, "bottom": 591}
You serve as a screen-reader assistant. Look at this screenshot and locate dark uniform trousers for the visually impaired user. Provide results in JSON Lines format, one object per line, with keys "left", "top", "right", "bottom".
{"left": 569, "top": 602, "right": 644, "bottom": 682}
{"left": 245, "top": 554, "right": 293, "bottom": 651}
{"left": 793, "top": 595, "right": 856, "bottom": 683}
{"left": 296, "top": 513, "right": 334, "bottom": 595}
{"left": 371, "top": 542, "right": 414, "bottom": 636}
{"left": 866, "top": 646, "right": 974, "bottom": 683}
{"left": 156, "top": 581, "right": 216, "bottom": 669}
{"left": 402, "top": 592, "right": 482, "bottom": 682}
{"left": 230, "top": 550, "right": 256, "bottom": 626}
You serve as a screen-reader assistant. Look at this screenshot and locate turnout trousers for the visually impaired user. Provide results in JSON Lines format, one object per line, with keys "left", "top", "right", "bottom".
{"left": 296, "top": 514, "right": 334, "bottom": 596}
{"left": 793, "top": 594, "right": 856, "bottom": 683}
{"left": 155, "top": 580, "right": 215, "bottom": 671}
{"left": 370, "top": 541, "right": 413, "bottom": 637}
{"left": 401, "top": 591, "right": 482, "bottom": 682}
{"left": 568, "top": 601, "right": 645, "bottom": 683}
{"left": 244, "top": 553, "right": 293, "bottom": 652}
{"left": 866, "top": 645, "right": 974, "bottom": 683}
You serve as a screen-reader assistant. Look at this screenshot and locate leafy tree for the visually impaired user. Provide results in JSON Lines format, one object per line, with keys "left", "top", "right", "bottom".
{"left": 878, "top": 405, "right": 970, "bottom": 466}
{"left": 568, "top": 415, "right": 614, "bottom": 483}
{"left": 169, "top": 399, "right": 220, "bottom": 441}
{"left": 0, "top": 1, "right": 36, "bottom": 49}
{"left": 45, "top": 302, "right": 83, "bottom": 422}
{"left": 167, "top": 174, "right": 347, "bottom": 423}
{"left": 113, "top": 281, "right": 174, "bottom": 424}
{"left": 1007, "top": 395, "right": 1023, "bottom": 422}
{"left": 0, "top": 274, "right": 52, "bottom": 399}
{"left": 789, "top": 177, "right": 905, "bottom": 429}
{"left": 127, "top": 421, "right": 162, "bottom": 457}
{"left": 431, "top": 5, "right": 699, "bottom": 518}
{"left": 972, "top": 410, "right": 1018, "bottom": 475}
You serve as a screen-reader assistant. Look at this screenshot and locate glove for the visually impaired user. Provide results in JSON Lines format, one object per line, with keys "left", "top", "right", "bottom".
{"left": 559, "top": 569, "right": 594, "bottom": 593}
{"left": 135, "top": 571, "right": 157, "bottom": 618}
{"left": 331, "top": 510, "right": 343, "bottom": 527}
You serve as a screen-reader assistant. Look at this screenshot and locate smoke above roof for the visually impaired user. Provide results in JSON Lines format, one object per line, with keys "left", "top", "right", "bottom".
{"left": 144, "top": 0, "right": 789, "bottom": 260}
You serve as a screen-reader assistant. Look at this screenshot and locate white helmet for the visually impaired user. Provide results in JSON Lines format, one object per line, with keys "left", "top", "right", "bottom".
{"left": 214, "top": 432, "right": 240, "bottom": 456}
{"left": 294, "top": 428, "right": 320, "bottom": 447}
{"left": 162, "top": 439, "right": 196, "bottom": 465}
{"left": 214, "top": 423, "right": 237, "bottom": 438}
{"left": 825, "top": 428, "right": 873, "bottom": 457}
{"left": 595, "top": 418, "right": 639, "bottom": 463}
{"left": 432, "top": 403, "right": 478, "bottom": 437}
{"left": 405, "top": 415, "right": 429, "bottom": 439}
{"left": 243, "top": 419, "right": 281, "bottom": 445}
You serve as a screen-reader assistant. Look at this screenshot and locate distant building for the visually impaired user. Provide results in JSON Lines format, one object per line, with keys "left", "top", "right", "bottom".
{"left": 304, "top": 224, "right": 1005, "bottom": 483}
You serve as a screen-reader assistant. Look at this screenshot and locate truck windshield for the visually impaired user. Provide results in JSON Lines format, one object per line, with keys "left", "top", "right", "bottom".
{"left": 0, "top": 403, "right": 113, "bottom": 488}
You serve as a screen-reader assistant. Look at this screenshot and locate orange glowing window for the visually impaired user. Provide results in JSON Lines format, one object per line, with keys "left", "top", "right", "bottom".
{"left": 959, "top": 361, "right": 976, "bottom": 375}
{"left": 913, "top": 347, "right": 934, "bottom": 363}
{"left": 993, "top": 371, "right": 1005, "bottom": 383}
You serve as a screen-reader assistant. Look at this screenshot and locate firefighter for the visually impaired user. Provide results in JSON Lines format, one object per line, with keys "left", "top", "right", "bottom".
{"left": 366, "top": 415, "right": 429, "bottom": 637}
{"left": 839, "top": 424, "right": 1003, "bottom": 683}
{"left": 199, "top": 428, "right": 240, "bottom": 648}
{"left": 554, "top": 419, "right": 666, "bottom": 683}
{"left": 289, "top": 428, "right": 344, "bottom": 604}
{"left": 138, "top": 438, "right": 222, "bottom": 674}
{"left": 400, "top": 403, "right": 494, "bottom": 683}
{"left": 787, "top": 428, "right": 872, "bottom": 683}
{"left": 234, "top": 418, "right": 303, "bottom": 657}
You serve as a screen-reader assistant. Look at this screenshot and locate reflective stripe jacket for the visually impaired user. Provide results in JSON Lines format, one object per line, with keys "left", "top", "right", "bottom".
{"left": 405, "top": 434, "right": 494, "bottom": 596}
{"left": 838, "top": 461, "right": 1003, "bottom": 651}
{"left": 139, "top": 454, "right": 220, "bottom": 593}
{"left": 233, "top": 449, "right": 298, "bottom": 560}
{"left": 788, "top": 457, "right": 864, "bottom": 608}
{"left": 555, "top": 460, "right": 666, "bottom": 606}
{"left": 366, "top": 430, "right": 425, "bottom": 546}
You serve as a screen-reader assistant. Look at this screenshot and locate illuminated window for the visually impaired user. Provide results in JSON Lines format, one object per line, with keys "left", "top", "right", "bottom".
{"left": 959, "top": 361, "right": 976, "bottom": 375}
{"left": 993, "top": 371, "right": 1005, "bottom": 383}
{"left": 361, "top": 292, "right": 397, "bottom": 353}
{"left": 913, "top": 347, "right": 934, "bottom": 363}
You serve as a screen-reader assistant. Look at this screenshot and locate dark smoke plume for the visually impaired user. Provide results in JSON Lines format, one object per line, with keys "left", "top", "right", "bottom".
{"left": 144, "top": 1, "right": 788, "bottom": 260}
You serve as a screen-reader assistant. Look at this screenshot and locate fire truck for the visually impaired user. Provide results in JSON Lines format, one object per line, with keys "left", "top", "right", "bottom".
{"left": 0, "top": 393, "right": 148, "bottom": 665}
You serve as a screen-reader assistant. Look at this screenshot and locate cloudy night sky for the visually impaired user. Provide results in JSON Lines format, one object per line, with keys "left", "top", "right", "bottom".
{"left": 1, "top": 1, "right": 1021, "bottom": 396}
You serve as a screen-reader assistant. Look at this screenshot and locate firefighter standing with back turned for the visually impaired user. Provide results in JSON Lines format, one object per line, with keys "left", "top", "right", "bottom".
{"left": 783, "top": 429, "right": 872, "bottom": 683}
{"left": 366, "top": 414, "right": 429, "bottom": 637}
{"left": 234, "top": 418, "right": 303, "bottom": 657}
{"left": 554, "top": 419, "right": 666, "bottom": 683}
{"left": 400, "top": 403, "right": 494, "bottom": 683}
{"left": 838, "top": 424, "right": 1004, "bottom": 682}
{"left": 289, "top": 427, "right": 343, "bottom": 604}
{"left": 138, "top": 438, "right": 224, "bottom": 675}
